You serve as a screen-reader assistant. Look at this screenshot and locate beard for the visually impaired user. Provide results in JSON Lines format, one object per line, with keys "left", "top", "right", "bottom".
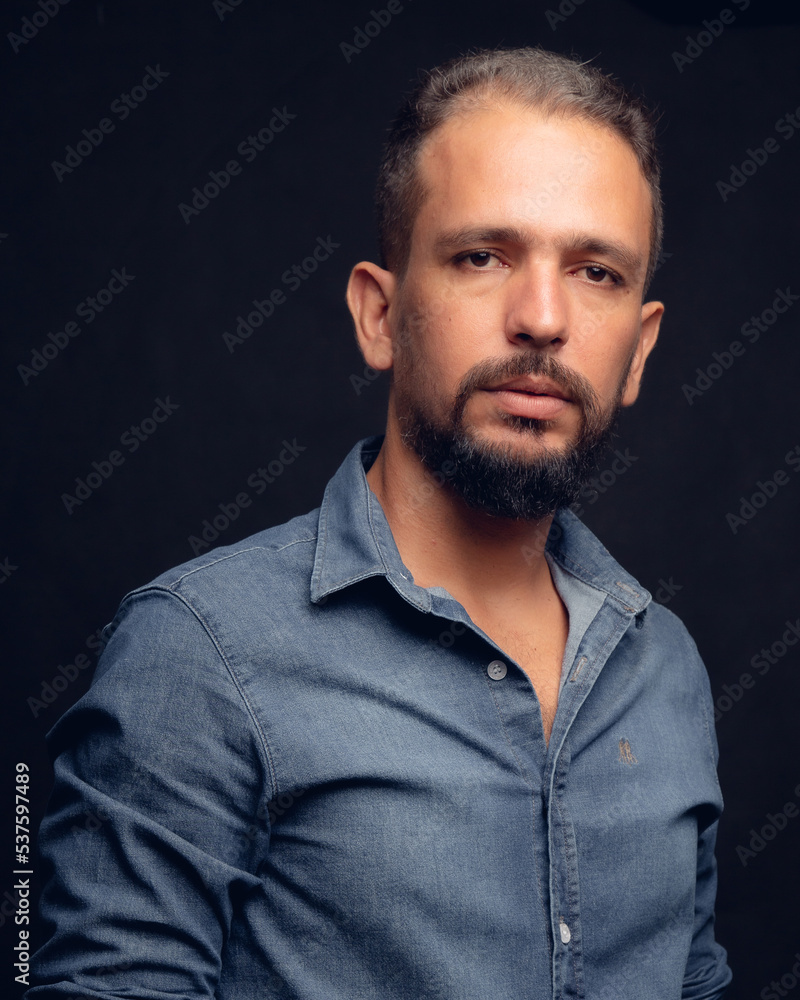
{"left": 393, "top": 348, "right": 632, "bottom": 522}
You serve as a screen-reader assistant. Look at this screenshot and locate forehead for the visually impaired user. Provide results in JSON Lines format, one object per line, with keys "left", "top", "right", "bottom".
{"left": 410, "top": 101, "right": 652, "bottom": 262}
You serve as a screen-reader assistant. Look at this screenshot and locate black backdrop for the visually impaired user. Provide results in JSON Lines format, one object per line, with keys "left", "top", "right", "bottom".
{"left": 3, "top": 1, "right": 800, "bottom": 996}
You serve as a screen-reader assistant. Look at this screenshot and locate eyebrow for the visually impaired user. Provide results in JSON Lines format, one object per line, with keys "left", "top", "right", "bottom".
{"left": 433, "top": 225, "right": 645, "bottom": 276}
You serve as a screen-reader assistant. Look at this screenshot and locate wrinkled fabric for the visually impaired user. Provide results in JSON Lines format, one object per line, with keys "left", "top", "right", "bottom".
{"left": 29, "top": 437, "right": 731, "bottom": 1000}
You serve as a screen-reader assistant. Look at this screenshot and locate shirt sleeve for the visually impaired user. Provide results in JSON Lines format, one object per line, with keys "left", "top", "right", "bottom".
{"left": 25, "top": 587, "right": 275, "bottom": 1000}
{"left": 681, "top": 658, "right": 732, "bottom": 1000}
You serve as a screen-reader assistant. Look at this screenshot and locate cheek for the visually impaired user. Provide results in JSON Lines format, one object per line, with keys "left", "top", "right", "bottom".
{"left": 397, "top": 299, "right": 481, "bottom": 381}
{"left": 435, "top": 299, "right": 497, "bottom": 368}
{"left": 395, "top": 278, "right": 457, "bottom": 342}
{"left": 572, "top": 319, "right": 640, "bottom": 388}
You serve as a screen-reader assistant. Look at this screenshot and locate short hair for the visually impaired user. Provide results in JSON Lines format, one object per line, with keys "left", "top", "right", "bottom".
{"left": 375, "top": 47, "right": 663, "bottom": 292}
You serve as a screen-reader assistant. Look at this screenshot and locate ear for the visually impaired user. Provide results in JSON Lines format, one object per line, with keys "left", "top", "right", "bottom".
{"left": 346, "top": 261, "right": 397, "bottom": 371}
{"left": 621, "top": 299, "right": 663, "bottom": 406}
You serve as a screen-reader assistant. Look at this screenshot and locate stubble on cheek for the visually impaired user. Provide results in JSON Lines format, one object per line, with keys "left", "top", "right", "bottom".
{"left": 389, "top": 289, "right": 454, "bottom": 431}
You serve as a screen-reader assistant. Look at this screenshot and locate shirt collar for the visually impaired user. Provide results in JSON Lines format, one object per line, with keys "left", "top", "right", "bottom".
{"left": 310, "top": 436, "right": 651, "bottom": 616}
{"left": 310, "top": 436, "right": 432, "bottom": 611}
{"left": 546, "top": 508, "right": 651, "bottom": 615}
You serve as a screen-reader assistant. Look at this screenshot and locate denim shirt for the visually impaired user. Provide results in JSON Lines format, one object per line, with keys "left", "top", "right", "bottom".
{"left": 29, "top": 437, "right": 731, "bottom": 1000}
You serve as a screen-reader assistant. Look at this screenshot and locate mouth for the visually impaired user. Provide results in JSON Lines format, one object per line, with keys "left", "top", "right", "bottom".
{"left": 482, "top": 377, "right": 572, "bottom": 421}
{"left": 486, "top": 377, "right": 571, "bottom": 400}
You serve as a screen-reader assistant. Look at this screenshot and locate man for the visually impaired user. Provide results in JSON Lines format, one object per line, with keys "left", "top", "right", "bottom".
{"left": 29, "top": 47, "right": 731, "bottom": 999}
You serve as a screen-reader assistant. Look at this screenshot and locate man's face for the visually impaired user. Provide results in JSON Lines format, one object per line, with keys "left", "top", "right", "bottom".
{"left": 384, "top": 100, "right": 662, "bottom": 519}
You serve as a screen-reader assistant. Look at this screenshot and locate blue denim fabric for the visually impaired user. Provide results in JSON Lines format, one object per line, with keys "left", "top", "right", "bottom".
{"left": 29, "top": 437, "right": 731, "bottom": 999}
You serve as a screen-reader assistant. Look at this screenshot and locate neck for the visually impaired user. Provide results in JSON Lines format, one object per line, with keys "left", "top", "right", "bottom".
{"left": 366, "top": 424, "right": 556, "bottom": 609}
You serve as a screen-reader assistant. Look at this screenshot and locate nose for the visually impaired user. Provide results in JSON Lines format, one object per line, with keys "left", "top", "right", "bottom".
{"left": 503, "top": 263, "right": 569, "bottom": 348}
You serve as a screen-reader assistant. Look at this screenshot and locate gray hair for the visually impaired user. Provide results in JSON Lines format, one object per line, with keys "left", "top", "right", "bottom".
{"left": 375, "top": 47, "right": 663, "bottom": 292}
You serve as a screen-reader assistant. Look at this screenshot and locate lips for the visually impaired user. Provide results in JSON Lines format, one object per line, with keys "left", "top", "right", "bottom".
{"left": 486, "top": 376, "right": 572, "bottom": 401}
{"left": 482, "top": 377, "right": 572, "bottom": 420}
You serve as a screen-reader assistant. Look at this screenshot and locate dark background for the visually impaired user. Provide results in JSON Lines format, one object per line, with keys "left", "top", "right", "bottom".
{"left": 3, "top": 0, "right": 799, "bottom": 996}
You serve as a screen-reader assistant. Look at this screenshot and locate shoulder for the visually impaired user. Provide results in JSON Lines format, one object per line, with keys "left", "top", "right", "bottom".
{"left": 638, "top": 600, "right": 714, "bottom": 709}
{"left": 82, "top": 510, "right": 322, "bottom": 715}
{"left": 106, "top": 508, "right": 320, "bottom": 636}
{"left": 550, "top": 508, "right": 710, "bottom": 680}
{"left": 150, "top": 507, "right": 319, "bottom": 596}
{"left": 642, "top": 598, "right": 701, "bottom": 652}
{"left": 58, "top": 512, "right": 324, "bottom": 778}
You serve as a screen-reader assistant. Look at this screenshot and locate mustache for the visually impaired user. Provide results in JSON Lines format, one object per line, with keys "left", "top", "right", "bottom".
{"left": 452, "top": 354, "right": 602, "bottom": 426}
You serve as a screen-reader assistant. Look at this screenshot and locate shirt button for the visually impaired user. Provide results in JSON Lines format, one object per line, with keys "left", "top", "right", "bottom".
{"left": 559, "top": 919, "right": 571, "bottom": 944}
{"left": 487, "top": 660, "right": 507, "bottom": 680}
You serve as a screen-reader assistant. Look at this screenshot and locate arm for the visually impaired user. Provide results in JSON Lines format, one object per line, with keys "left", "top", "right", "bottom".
{"left": 681, "top": 811, "right": 732, "bottom": 1000}
{"left": 682, "top": 661, "right": 732, "bottom": 1000}
{"left": 26, "top": 587, "right": 274, "bottom": 999}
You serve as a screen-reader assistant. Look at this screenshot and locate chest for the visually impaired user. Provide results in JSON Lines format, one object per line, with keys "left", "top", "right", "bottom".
{"left": 468, "top": 602, "right": 569, "bottom": 741}
{"left": 245, "top": 593, "right": 719, "bottom": 999}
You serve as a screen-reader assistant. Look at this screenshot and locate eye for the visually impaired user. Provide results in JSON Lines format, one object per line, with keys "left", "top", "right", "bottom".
{"left": 575, "top": 264, "right": 622, "bottom": 285}
{"left": 455, "top": 250, "right": 505, "bottom": 270}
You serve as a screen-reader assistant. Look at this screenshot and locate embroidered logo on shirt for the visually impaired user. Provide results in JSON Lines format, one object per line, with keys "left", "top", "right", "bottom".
{"left": 618, "top": 738, "right": 638, "bottom": 765}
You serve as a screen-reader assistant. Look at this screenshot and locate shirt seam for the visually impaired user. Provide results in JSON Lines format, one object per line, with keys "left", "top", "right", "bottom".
{"left": 554, "top": 760, "right": 585, "bottom": 998}
{"left": 130, "top": 585, "right": 279, "bottom": 800}
{"left": 365, "top": 484, "right": 393, "bottom": 578}
{"left": 275, "top": 535, "right": 317, "bottom": 552}
{"left": 365, "top": 484, "right": 431, "bottom": 612}
{"left": 484, "top": 675, "right": 535, "bottom": 789}
{"left": 567, "top": 616, "right": 623, "bottom": 695}
{"left": 685, "top": 632, "right": 723, "bottom": 789}
{"left": 312, "top": 482, "right": 333, "bottom": 595}
{"left": 169, "top": 546, "right": 268, "bottom": 588}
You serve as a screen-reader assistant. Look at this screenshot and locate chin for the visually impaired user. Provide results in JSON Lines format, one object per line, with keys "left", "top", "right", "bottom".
{"left": 467, "top": 418, "right": 575, "bottom": 456}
